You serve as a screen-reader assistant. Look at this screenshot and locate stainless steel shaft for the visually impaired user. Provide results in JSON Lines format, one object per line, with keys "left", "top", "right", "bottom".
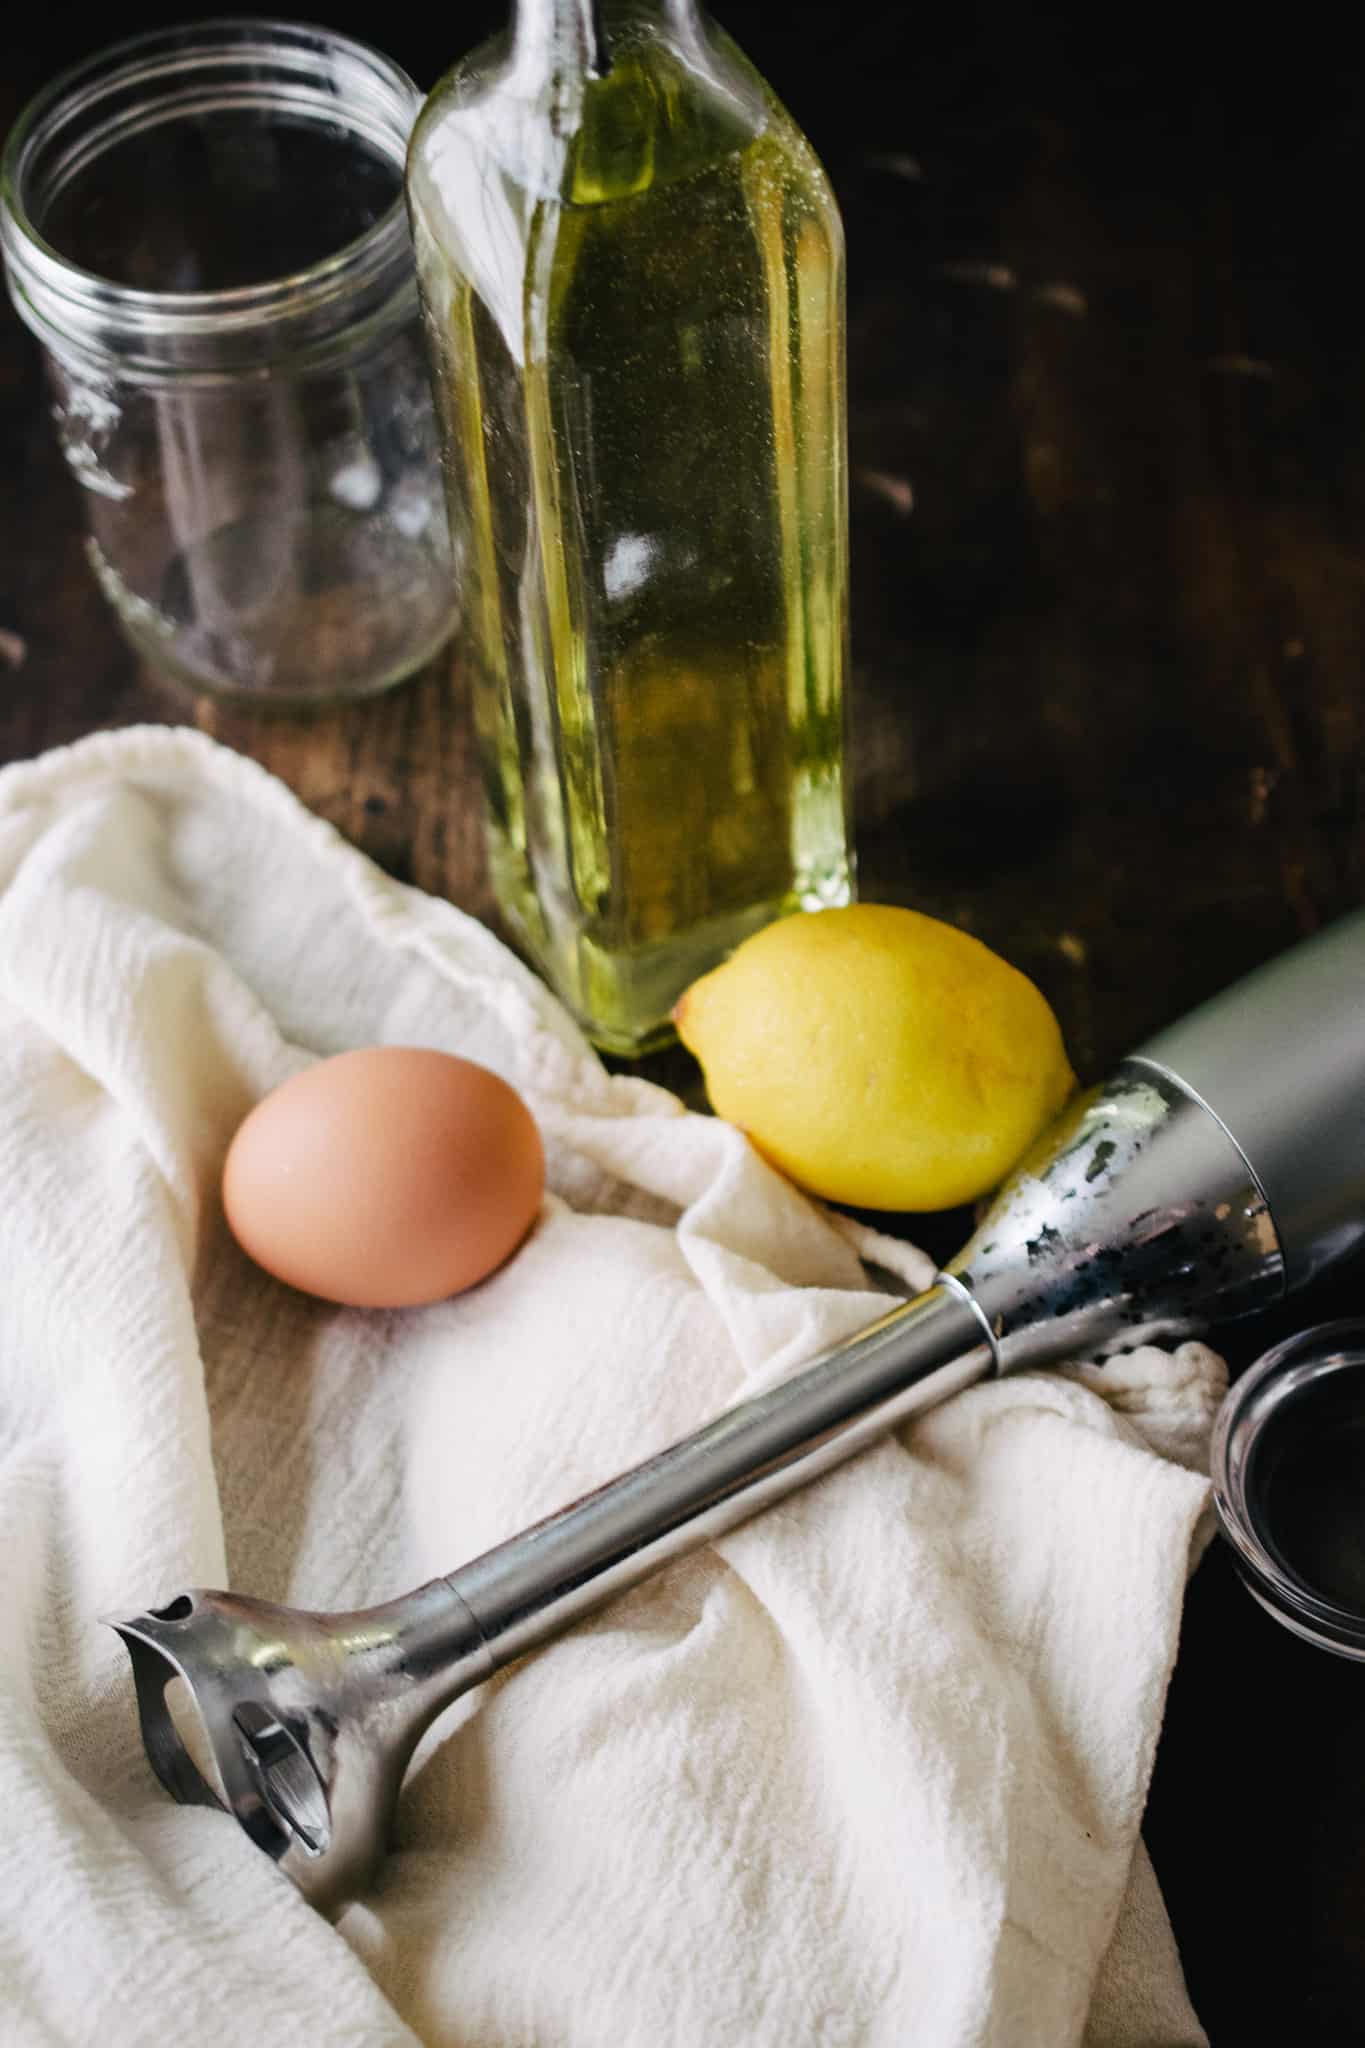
{"left": 446, "top": 1282, "right": 991, "bottom": 1668}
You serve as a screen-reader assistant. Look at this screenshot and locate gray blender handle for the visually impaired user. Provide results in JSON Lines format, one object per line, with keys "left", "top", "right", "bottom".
{"left": 1134, "top": 907, "right": 1365, "bottom": 1288}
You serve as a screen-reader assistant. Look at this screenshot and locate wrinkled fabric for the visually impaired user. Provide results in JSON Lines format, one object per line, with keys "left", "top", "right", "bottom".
{"left": 0, "top": 728, "right": 1213, "bottom": 2046}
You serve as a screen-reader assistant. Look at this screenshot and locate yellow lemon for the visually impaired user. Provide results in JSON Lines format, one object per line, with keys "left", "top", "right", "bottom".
{"left": 674, "top": 904, "right": 1076, "bottom": 1210}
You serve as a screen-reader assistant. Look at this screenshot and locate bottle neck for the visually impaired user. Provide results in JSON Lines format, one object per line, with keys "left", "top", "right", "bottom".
{"left": 510, "top": 0, "right": 707, "bottom": 74}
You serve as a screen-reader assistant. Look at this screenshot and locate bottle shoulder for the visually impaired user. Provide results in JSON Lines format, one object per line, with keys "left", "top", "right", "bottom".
{"left": 409, "top": 20, "right": 836, "bottom": 219}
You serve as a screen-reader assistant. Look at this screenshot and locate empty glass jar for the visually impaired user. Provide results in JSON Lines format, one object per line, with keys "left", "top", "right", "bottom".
{"left": 1, "top": 20, "right": 456, "bottom": 702}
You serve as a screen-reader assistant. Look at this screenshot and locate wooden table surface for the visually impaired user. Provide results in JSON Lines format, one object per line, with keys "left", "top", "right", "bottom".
{"left": 5, "top": 8, "right": 1365, "bottom": 2038}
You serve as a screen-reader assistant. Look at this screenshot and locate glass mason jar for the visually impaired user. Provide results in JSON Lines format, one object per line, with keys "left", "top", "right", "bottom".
{"left": 407, "top": 0, "right": 853, "bottom": 1054}
{"left": 1213, "top": 1320, "right": 1365, "bottom": 1660}
{"left": 1, "top": 21, "right": 457, "bottom": 703}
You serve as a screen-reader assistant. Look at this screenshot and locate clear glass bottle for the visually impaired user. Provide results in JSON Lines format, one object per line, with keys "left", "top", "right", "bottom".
{"left": 407, "top": 0, "right": 852, "bottom": 1054}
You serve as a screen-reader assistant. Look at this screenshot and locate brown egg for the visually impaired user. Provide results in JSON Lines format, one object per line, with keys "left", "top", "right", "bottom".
{"left": 222, "top": 1047, "right": 545, "bottom": 1307}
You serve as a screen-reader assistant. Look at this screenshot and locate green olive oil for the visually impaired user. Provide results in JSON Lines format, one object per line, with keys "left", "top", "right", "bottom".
{"left": 408, "top": 9, "right": 852, "bottom": 1053}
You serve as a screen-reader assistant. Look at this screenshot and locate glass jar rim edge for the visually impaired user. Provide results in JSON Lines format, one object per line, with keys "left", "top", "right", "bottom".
{"left": 1, "top": 16, "right": 421, "bottom": 335}
{"left": 3, "top": 200, "right": 414, "bottom": 325}
{"left": 5, "top": 262, "right": 422, "bottom": 382}
{"left": 1212, "top": 1320, "right": 1365, "bottom": 1644}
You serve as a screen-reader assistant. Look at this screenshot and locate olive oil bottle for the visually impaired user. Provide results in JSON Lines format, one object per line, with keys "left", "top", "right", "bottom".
{"left": 407, "top": 0, "right": 852, "bottom": 1054}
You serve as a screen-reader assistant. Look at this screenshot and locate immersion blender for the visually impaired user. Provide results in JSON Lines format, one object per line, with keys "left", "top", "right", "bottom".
{"left": 111, "top": 910, "right": 1365, "bottom": 1913}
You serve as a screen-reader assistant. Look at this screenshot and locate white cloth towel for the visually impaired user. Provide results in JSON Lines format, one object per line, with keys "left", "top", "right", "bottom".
{"left": 0, "top": 727, "right": 1217, "bottom": 2047}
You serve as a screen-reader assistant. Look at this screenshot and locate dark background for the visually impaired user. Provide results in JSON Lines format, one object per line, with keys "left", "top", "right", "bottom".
{"left": 8, "top": 5, "right": 1365, "bottom": 2041}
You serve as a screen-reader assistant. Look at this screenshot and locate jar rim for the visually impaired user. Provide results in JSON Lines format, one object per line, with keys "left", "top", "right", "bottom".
{"left": 1212, "top": 1318, "right": 1365, "bottom": 1659}
{"left": 0, "top": 17, "right": 422, "bottom": 376}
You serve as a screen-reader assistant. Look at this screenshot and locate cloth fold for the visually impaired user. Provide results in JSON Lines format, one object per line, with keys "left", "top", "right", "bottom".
{"left": 0, "top": 728, "right": 1214, "bottom": 2046}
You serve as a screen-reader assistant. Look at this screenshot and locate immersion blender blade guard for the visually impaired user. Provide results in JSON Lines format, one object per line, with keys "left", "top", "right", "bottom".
{"left": 111, "top": 912, "right": 1365, "bottom": 1913}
